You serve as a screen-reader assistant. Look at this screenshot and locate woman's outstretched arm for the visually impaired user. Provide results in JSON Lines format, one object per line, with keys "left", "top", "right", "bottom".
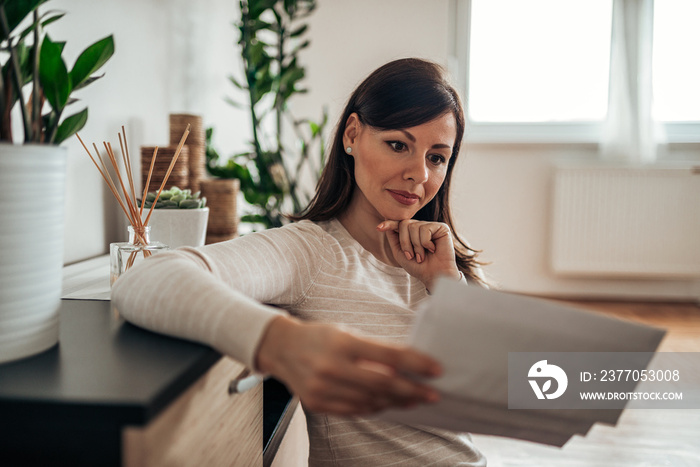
{"left": 111, "top": 246, "right": 285, "bottom": 369}
{"left": 112, "top": 223, "right": 442, "bottom": 415}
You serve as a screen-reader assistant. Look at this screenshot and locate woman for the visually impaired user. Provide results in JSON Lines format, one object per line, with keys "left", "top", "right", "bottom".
{"left": 114, "top": 58, "right": 486, "bottom": 466}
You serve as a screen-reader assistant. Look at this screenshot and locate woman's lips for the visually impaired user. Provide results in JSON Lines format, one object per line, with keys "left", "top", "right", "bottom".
{"left": 387, "top": 190, "right": 420, "bottom": 205}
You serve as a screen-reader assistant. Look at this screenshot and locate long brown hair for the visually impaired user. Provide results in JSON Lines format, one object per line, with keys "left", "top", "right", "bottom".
{"left": 292, "top": 58, "right": 485, "bottom": 285}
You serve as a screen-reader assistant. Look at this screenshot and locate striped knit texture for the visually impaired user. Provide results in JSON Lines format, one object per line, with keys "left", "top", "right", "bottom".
{"left": 113, "top": 219, "right": 486, "bottom": 466}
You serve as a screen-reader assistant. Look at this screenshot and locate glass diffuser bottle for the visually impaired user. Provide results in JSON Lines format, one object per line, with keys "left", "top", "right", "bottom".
{"left": 110, "top": 225, "right": 168, "bottom": 286}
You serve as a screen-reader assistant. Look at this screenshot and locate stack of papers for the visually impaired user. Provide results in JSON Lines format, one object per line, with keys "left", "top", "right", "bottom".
{"left": 377, "top": 279, "right": 666, "bottom": 446}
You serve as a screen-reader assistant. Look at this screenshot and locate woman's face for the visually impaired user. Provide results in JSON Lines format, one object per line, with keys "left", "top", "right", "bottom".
{"left": 343, "top": 112, "right": 456, "bottom": 222}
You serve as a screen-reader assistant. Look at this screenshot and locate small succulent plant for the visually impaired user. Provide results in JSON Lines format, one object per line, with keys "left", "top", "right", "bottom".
{"left": 139, "top": 187, "right": 207, "bottom": 209}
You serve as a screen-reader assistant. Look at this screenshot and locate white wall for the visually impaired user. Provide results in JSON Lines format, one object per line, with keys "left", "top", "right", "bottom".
{"left": 294, "top": 0, "right": 452, "bottom": 127}
{"left": 56, "top": 0, "right": 700, "bottom": 300}
{"left": 452, "top": 145, "right": 700, "bottom": 300}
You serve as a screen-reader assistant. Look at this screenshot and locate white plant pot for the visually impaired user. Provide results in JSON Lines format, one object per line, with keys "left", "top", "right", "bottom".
{"left": 141, "top": 207, "right": 209, "bottom": 249}
{"left": 0, "top": 144, "right": 67, "bottom": 364}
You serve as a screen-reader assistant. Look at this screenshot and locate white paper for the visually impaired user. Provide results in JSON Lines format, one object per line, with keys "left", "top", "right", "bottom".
{"left": 375, "top": 278, "right": 666, "bottom": 446}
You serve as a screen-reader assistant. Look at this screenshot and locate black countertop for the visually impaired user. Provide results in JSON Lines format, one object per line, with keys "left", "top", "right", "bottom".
{"left": 0, "top": 299, "right": 295, "bottom": 466}
{"left": 0, "top": 300, "right": 221, "bottom": 426}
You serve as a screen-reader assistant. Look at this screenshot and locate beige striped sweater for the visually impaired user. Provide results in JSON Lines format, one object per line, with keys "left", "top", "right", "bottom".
{"left": 112, "top": 219, "right": 486, "bottom": 466}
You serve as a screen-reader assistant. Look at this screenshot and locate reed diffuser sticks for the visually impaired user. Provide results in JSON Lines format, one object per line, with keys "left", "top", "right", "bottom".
{"left": 77, "top": 124, "right": 190, "bottom": 273}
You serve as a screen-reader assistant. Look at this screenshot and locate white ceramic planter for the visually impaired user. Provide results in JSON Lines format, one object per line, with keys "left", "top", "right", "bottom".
{"left": 141, "top": 207, "right": 209, "bottom": 249}
{"left": 0, "top": 144, "right": 67, "bottom": 364}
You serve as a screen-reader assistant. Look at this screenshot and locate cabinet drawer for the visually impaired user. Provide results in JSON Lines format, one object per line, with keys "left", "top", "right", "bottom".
{"left": 123, "top": 357, "right": 262, "bottom": 466}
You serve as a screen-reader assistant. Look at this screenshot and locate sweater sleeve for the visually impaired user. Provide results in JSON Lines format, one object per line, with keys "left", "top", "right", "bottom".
{"left": 111, "top": 221, "right": 327, "bottom": 369}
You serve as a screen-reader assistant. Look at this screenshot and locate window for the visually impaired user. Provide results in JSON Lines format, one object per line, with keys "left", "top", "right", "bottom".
{"left": 452, "top": 0, "right": 700, "bottom": 144}
{"left": 652, "top": 0, "right": 700, "bottom": 122}
{"left": 468, "top": 0, "right": 612, "bottom": 123}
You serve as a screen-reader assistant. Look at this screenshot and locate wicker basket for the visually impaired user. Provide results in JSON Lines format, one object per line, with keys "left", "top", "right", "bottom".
{"left": 200, "top": 178, "right": 239, "bottom": 244}
{"left": 140, "top": 145, "right": 189, "bottom": 192}
{"left": 169, "top": 114, "right": 205, "bottom": 193}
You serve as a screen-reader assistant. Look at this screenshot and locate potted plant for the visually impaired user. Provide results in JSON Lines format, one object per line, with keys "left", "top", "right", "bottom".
{"left": 138, "top": 187, "right": 209, "bottom": 249}
{"left": 206, "top": 0, "right": 327, "bottom": 231}
{"left": 0, "top": 0, "right": 114, "bottom": 363}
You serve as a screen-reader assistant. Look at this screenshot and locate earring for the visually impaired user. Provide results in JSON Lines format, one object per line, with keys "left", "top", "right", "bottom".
{"left": 346, "top": 147, "right": 352, "bottom": 154}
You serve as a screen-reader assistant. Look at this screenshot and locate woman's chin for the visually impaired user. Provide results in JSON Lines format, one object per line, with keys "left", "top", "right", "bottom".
{"left": 379, "top": 206, "right": 420, "bottom": 221}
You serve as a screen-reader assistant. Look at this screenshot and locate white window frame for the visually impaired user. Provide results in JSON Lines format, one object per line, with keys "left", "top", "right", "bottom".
{"left": 449, "top": 0, "right": 700, "bottom": 145}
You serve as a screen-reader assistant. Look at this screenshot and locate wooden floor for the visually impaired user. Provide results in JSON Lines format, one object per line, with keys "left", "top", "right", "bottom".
{"left": 471, "top": 300, "right": 700, "bottom": 467}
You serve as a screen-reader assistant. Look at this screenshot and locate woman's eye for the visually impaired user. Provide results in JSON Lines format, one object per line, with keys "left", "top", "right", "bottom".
{"left": 428, "top": 154, "right": 447, "bottom": 165}
{"left": 387, "top": 141, "right": 407, "bottom": 152}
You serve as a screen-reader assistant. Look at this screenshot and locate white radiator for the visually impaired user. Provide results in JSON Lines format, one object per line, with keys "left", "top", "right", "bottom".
{"left": 550, "top": 165, "right": 700, "bottom": 278}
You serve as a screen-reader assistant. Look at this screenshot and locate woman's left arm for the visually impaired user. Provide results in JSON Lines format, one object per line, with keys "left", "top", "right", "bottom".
{"left": 377, "top": 219, "right": 461, "bottom": 291}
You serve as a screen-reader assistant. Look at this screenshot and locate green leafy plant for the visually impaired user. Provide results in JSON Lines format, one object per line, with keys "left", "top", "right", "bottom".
{"left": 138, "top": 187, "right": 207, "bottom": 210}
{"left": 0, "top": 0, "right": 114, "bottom": 144}
{"left": 206, "top": 0, "right": 327, "bottom": 229}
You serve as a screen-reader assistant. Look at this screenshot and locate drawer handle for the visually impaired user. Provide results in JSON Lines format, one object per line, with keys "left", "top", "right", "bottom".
{"left": 228, "top": 370, "right": 265, "bottom": 395}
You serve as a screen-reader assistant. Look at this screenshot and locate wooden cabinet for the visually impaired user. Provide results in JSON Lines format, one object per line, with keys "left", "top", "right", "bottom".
{"left": 124, "top": 357, "right": 263, "bottom": 466}
{"left": 0, "top": 300, "right": 263, "bottom": 466}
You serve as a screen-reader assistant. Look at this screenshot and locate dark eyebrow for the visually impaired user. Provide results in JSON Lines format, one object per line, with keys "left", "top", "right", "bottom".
{"left": 399, "top": 129, "right": 451, "bottom": 150}
{"left": 399, "top": 129, "right": 416, "bottom": 142}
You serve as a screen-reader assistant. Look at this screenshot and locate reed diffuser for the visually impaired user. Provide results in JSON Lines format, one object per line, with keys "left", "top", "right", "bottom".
{"left": 77, "top": 125, "right": 190, "bottom": 285}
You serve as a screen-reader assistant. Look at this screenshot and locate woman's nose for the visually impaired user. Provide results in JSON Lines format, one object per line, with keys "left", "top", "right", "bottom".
{"left": 404, "top": 154, "right": 429, "bottom": 184}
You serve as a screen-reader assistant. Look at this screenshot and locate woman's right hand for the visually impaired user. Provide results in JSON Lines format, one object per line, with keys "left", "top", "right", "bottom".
{"left": 255, "top": 315, "right": 442, "bottom": 416}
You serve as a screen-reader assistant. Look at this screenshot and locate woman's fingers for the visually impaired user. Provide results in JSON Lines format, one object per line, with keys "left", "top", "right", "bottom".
{"left": 378, "top": 220, "right": 446, "bottom": 263}
{"left": 399, "top": 220, "right": 424, "bottom": 262}
{"left": 309, "top": 363, "right": 425, "bottom": 413}
{"left": 379, "top": 222, "right": 405, "bottom": 264}
{"left": 346, "top": 335, "right": 442, "bottom": 403}
{"left": 378, "top": 220, "right": 411, "bottom": 260}
{"left": 258, "top": 316, "right": 443, "bottom": 417}
{"left": 377, "top": 220, "right": 459, "bottom": 291}
{"left": 349, "top": 362, "right": 439, "bottom": 405}
{"left": 303, "top": 352, "right": 439, "bottom": 414}
{"left": 304, "top": 373, "right": 385, "bottom": 411}
{"left": 418, "top": 223, "right": 437, "bottom": 254}
{"left": 350, "top": 334, "right": 442, "bottom": 378}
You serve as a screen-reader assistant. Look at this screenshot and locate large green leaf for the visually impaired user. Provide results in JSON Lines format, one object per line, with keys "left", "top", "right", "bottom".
{"left": 39, "top": 34, "right": 70, "bottom": 112}
{"left": 53, "top": 107, "right": 87, "bottom": 144}
{"left": 17, "top": 10, "right": 64, "bottom": 41}
{"left": 0, "top": 0, "right": 47, "bottom": 41}
{"left": 69, "top": 35, "right": 114, "bottom": 89}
